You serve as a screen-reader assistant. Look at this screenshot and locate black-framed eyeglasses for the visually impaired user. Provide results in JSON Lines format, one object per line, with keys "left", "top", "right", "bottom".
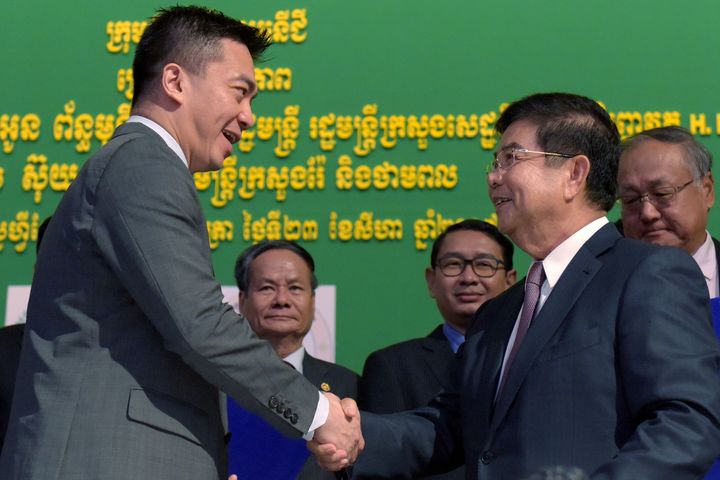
{"left": 487, "top": 148, "right": 575, "bottom": 174}
{"left": 435, "top": 255, "right": 506, "bottom": 278}
{"left": 617, "top": 179, "right": 696, "bottom": 210}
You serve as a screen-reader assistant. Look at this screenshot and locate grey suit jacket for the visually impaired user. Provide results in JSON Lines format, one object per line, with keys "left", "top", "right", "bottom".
{"left": 0, "top": 122, "right": 319, "bottom": 480}
{"left": 359, "top": 325, "right": 464, "bottom": 480}
{"left": 355, "top": 224, "right": 720, "bottom": 480}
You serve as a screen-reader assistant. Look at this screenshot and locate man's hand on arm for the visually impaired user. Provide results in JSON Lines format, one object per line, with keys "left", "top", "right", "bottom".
{"left": 307, "top": 393, "right": 364, "bottom": 471}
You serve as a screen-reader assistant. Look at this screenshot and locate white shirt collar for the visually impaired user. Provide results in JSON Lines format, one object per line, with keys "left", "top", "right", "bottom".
{"left": 691, "top": 231, "right": 718, "bottom": 297}
{"left": 282, "top": 346, "right": 305, "bottom": 374}
{"left": 540, "top": 216, "right": 609, "bottom": 288}
{"left": 126, "top": 115, "right": 188, "bottom": 168}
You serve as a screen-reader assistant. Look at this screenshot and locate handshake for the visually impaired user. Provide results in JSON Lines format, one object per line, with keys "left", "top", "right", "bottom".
{"left": 309, "top": 392, "right": 365, "bottom": 471}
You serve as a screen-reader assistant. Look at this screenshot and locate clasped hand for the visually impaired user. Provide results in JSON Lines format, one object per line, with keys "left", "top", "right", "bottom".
{"left": 308, "top": 392, "right": 364, "bottom": 471}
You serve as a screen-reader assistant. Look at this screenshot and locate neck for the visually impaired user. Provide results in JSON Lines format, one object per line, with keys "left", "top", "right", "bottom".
{"left": 445, "top": 318, "right": 469, "bottom": 335}
{"left": 268, "top": 337, "right": 303, "bottom": 359}
{"left": 131, "top": 102, "right": 185, "bottom": 157}
{"left": 520, "top": 208, "right": 605, "bottom": 259}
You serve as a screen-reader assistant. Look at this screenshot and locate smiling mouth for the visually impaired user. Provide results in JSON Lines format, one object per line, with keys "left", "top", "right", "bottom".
{"left": 222, "top": 129, "right": 239, "bottom": 144}
{"left": 494, "top": 197, "right": 511, "bottom": 206}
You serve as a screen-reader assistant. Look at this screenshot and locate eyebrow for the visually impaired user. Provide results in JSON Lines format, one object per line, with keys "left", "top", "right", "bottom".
{"left": 498, "top": 141, "right": 523, "bottom": 151}
{"left": 231, "top": 74, "right": 259, "bottom": 99}
{"left": 619, "top": 177, "right": 674, "bottom": 192}
{"left": 438, "top": 251, "right": 498, "bottom": 260}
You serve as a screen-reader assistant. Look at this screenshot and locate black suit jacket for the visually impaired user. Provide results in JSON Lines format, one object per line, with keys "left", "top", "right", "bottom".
{"left": 297, "top": 353, "right": 359, "bottom": 480}
{"left": 355, "top": 224, "right": 720, "bottom": 480}
{"left": 359, "top": 325, "right": 454, "bottom": 414}
{"left": 0, "top": 324, "right": 24, "bottom": 455}
{"left": 359, "top": 325, "right": 464, "bottom": 480}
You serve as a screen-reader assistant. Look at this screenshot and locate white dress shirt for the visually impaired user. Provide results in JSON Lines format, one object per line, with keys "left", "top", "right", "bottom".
{"left": 692, "top": 231, "right": 719, "bottom": 298}
{"left": 496, "top": 217, "right": 609, "bottom": 396}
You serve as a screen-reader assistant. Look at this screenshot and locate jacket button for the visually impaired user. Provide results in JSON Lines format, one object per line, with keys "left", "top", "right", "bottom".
{"left": 480, "top": 450, "right": 495, "bottom": 465}
{"left": 290, "top": 413, "right": 298, "bottom": 424}
{"left": 275, "top": 403, "right": 285, "bottom": 414}
{"left": 283, "top": 408, "right": 293, "bottom": 419}
{"left": 268, "top": 396, "right": 279, "bottom": 409}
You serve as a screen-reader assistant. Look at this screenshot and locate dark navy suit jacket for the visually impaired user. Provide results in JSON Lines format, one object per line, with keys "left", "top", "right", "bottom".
{"left": 355, "top": 224, "right": 720, "bottom": 480}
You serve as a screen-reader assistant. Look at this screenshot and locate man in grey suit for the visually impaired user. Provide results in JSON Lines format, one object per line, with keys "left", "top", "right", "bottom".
{"left": 228, "top": 240, "right": 359, "bottom": 480}
{"left": 0, "top": 6, "right": 361, "bottom": 480}
{"left": 312, "top": 93, "right": 720, "bottom": 479}
{"left": 617, "top": 126, "right": 718, "bottom": 298}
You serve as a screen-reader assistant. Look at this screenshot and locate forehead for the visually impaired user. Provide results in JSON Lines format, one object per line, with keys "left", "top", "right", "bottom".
{"left": 499, "top": 119, "right": 540, "bottom": 149}
{"left": 438, "top": 230, "right": 504, "bottom": 258}
{"left": 619, "top": 140, "right": 692, "bottom": 185}
{"left": 209, "top": 39, "right": 255, "bottom": 76}
{"left": 249, "top": 249, "right": 312, "bottom": 282}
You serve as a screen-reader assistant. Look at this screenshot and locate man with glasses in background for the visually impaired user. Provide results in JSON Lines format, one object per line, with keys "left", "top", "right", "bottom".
{"left": 314, "top": 93, "right": 720, "bottom": 479}
{"left": 617, "top": 126, "right": 717, "bottom": 298}
{"left": 358, "top": 219, "right": 515, "bottom": 479}
{"left": 618, "top": 126, "right": 719, "bottom": 479}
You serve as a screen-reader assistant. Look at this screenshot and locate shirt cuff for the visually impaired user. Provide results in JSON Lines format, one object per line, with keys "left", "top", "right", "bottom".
{"left": 302, "top": 391, "right": 329, "bottom": 441}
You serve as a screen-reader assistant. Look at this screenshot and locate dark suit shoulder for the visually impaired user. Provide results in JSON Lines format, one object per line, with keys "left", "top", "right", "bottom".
{"left": 302, "top": 354, "right": 359, "bottom": 399}
{"left": 366, "top": 325, "right": 448, "bottom": 360}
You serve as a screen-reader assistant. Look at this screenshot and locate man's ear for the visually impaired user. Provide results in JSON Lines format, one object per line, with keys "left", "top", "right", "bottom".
{"left": 505, "top": 269, "right": 517, "bottom": 287}
{"left": 237, "top": 291, "right": 246, "bottom": 314}
{"left": 564, "top": 155, "right": 591, "bottom": 202}
{"left": 702, "top": 171, "right": 715, "bottom": 210}
{"left": 425, "top": 267, "right": 437, "bottom": 298}
{"left": 160, "top": 63, "right": 186, "bottom": 105}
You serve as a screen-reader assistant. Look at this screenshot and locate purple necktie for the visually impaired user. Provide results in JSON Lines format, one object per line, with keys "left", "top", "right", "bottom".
{"left": 497, "top": 260, "right": 545, "bottom": 398}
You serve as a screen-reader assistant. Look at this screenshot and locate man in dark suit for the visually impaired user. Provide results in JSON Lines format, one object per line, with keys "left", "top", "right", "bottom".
{"left": 0, "top": 216, "right": 50, "bottom": 455}
{"left": 228, "top": 240, "right": 359, "bottom": 480}
{"left": 358, "top": 220, "right": 515, "bottom": 479}
{"left": 0, "top": 324, "right": 23, "bottom": 454}
{"left": 312, "top": 93, "right": 720, "bottom": 479}
{"left": 618, "top": 124, "right": 720, "bottom": 480}
{"left": 0, "top": 7, "right": 361, "bottom": 480}
{"left": 618, "top": 125, "right": 718, "bottom": 298}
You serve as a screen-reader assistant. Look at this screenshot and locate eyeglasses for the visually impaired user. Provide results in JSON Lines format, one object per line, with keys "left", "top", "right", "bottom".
{"left": 436, "top": 255, "right": 506, "bottom": 278}
{"left": 617, "top": 179, "right": 695, "bottom": 210}
{"left": 487, "top": 148, "right": 575, "bottom": 173}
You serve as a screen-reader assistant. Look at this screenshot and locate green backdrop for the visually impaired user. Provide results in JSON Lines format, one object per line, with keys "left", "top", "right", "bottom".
{"left": 1, "top": 0, "right": 719, "bottom": 372}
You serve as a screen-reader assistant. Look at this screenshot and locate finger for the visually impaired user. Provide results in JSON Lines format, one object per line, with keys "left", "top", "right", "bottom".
{"left": 340, "top": 397, "right": 360, "bottom": 418}
{"left": 307, "top": 441, "right": 337, "bottom": 456}
{"left": 323, "top": 391, "right": 341, "bottom": 403}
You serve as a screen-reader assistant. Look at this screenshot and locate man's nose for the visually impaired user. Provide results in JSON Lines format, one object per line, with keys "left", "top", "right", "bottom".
{"left": 238, "top": 104, "right": 254, "bottom": 130}
{"left": 638, "top": 199, "right": 662, "bottom": 222}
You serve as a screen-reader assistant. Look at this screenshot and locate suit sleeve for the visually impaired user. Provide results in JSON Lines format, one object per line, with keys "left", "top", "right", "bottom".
{"left": 592, "top": 248, "right": 720, "bottom": 479}
{"left": 353, "top": 349, "right": 466, "bottom": 478}
{"left": 359, "top": 350, "right": 409, "bottom": 413}
{"left": 90, "top": 142, "right": 319, "bottom": 436}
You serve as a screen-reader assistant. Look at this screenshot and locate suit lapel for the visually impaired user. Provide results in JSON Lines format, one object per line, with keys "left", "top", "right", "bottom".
{"left": 465, "top": 284, "right": 524, "bottom": 431}
{"left": 490, "top": 224, "right": 618, "bottom": 430}
{"left": 422, "top": 326, "right": 454, "bottom": 385}
{"left": 302, "top": 354, "right": 322, "bottom": 388}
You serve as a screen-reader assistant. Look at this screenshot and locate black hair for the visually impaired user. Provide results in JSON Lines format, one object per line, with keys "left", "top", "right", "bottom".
{"left": 430, "top": 219, "right": 514, "bottom": 269}
{"left": 132, "top": 5, "right": 272, "bottom": 106}
{"left": 234, "top": 240, "right": 318, "bottom": 292}
{"left": 496, "top": 92, "right": 621, "bottom": 211}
